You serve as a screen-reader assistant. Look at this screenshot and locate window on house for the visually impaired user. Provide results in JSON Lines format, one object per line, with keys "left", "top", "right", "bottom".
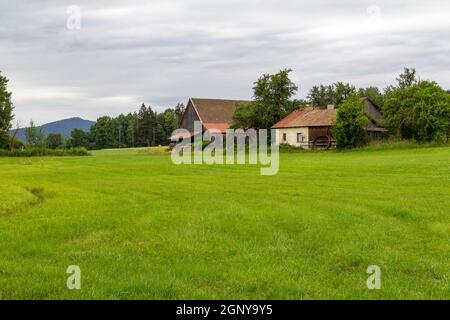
{"left": 282, "top": 133, "right": 287, "bottom": 141}
{"left": 297, "top": 133, "right": 305, "bottom": 143}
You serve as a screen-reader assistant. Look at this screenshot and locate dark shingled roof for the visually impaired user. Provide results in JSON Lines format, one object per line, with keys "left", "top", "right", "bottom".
{"left": 191, "top": 98, "right": 250, "bottom": 124}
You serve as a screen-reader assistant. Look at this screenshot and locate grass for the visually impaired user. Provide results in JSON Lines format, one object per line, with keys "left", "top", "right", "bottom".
{"left": 0, "top": 146, "right": 448, "bottom": 300}
{"left": 358, "top": 139, "right": 450, "bottom": 151}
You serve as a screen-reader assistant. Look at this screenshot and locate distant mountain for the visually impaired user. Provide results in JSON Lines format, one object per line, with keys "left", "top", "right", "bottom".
{"left": 13, "top": 117, "right": 95, "bottom": 142}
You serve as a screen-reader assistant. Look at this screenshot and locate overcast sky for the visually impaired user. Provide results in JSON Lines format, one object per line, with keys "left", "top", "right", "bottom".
{"left": 1, "top": 0, "right": 450, "bottom": 125}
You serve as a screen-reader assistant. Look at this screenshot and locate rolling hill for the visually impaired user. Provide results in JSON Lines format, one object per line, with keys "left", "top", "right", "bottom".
{"left": 13, "top": 117, "right": 95, "bottom": 142}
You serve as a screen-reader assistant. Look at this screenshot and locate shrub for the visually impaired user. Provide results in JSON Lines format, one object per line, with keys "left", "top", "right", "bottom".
{"left": 279, "top": 143, "right": 305, "bottom": 153}
{"left": 0, "top": 147, "right": 90, "bottom": 157}
{"left": 46, "top": 133, "right": 65, "bottom": 149}
{"left": 8, "top": 136, "right": 25, "bottom": 150}
{"left": 137, "top": 146, "right": 170, "bottom": 154}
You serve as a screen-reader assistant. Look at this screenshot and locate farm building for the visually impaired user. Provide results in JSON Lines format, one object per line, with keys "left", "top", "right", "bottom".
{"left": 172, "top": 98, "right": 250, "bottom": 139}
{"left": 272, "top": 97, "right": 387, "bottom": 149}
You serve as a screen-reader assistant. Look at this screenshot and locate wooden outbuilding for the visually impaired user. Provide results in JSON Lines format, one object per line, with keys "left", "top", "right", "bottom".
{"left": 272, "top": 98, "right": 387, "bottom": 149}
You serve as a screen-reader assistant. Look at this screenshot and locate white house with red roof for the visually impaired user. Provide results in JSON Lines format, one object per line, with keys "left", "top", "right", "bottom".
{"left": 272, "top": 98, "right": 387, "bottom": 149}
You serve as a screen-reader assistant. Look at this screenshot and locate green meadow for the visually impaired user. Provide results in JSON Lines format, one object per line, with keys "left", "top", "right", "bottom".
{"left": 0, "top": 146, "right": 449, "bottom": 300}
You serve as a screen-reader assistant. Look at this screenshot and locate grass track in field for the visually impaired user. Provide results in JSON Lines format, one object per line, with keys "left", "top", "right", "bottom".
{"left": 0, "top": 146, "right": 449, "bottom": 299}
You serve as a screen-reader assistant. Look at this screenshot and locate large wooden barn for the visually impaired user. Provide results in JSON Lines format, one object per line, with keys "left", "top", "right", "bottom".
{"left": 172, "top": 98, "right": 250, "bottom": 139}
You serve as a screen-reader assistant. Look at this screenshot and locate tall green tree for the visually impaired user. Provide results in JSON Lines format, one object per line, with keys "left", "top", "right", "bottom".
{"left": 90, "top": 116, "right": 115, "bottom": 149}
{"left": 126, "top": 113, "right": 138, "bottom": 148}
{"left": 174, "top": 103, "right": 185, "bottom": 127}
{"left": 113, "top": 114, "right": 132, "bottom": 148}
{"left": 155, "top": 108, "right": 179, "bottom": 145}
{"left": 69, "top": 128, "right": 91, "bottom": 149}
{"left": 232, "top": 69, "right": 298, "bottom": 130}
{"left": 384, "top": 80, "right": 450, "bottom": 141}
{"left": 46, "top": 133, "right": 64, "bottom": 149}
{"left": 333, "top": 94, "right": 369, "bottom": 149}
{"left": 0, "top": 71, "right": 14, "bottom": 149}
{"left": 358, "top": 87, "right": 384, "bottom": 107}
{"left": 136, "top": 103, "right": 157, "bottom": 146}
{"left": 333, "top": 82, "right": 357, "bottom": 106}
{"left": 232, "top": 102, "right": 260, "bottom": 130}
{"left": 307, "top": 82, "right": 356, "bottom": 108}
{"left": 396, "top": 68, "right": 418, "bottom": 88}
{"left": 25, "top": 120, "right": 46, "bottom": 148}
{"left": 307, "top": 84, "right": 332, "bottom": 109}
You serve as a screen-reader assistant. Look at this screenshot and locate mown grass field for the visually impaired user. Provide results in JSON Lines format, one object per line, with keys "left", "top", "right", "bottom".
{"left": 0, "top": 146, "right": 449, "bottom": 299}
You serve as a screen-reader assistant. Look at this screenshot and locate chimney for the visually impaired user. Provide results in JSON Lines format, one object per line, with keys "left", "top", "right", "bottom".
{"left": 327, "top": 104, "right": 335, "bottom": 110}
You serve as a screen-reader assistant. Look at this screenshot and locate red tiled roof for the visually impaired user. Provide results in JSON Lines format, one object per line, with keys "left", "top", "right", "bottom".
{"left": 272, "top": 108, "right": 337, "bottom": 128}
{"left": 272, "top": 110, "right": 304, "bottom": 129}
{"left": 203, "top": 122, "right": 230, "bottom": 133}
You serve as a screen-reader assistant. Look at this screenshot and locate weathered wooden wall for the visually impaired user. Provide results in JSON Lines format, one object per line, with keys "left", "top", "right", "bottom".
{"left": 308, "top": 126, "right": 332, "bottom": 142}
{"left": 363, "top": 99, "right": 383, "bottom": 124}
{"left": 179, "top": 101, "right": 201, "bottom": 132}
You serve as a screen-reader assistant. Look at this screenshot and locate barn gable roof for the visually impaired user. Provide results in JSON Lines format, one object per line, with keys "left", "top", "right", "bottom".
{"left": 188, "top": 98, "right": 251, "bottom": 133}
{"left": 190, "top": 98, "right": 250, "bottom": 123}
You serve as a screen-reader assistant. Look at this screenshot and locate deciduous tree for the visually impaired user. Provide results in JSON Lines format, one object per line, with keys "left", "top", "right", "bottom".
{"left": 232, "top": 69, "right": 298, "bottom": 130}
{"left": 0, "top": 71, "right": 14, "bottom": 149}
{"left": 25, "top": 120, "right": 46, "bottom": 148}
{"left": 333, "top": 94, "right": 369, "bottom": 149}
{"left": 47, "top": 133, "right": 65, "bottom": 149}
{"left": 384, "top": 80, "right": 450, "bottom": 141}
{"left": 307, "top": 82, "right": 356, "bottom": 108}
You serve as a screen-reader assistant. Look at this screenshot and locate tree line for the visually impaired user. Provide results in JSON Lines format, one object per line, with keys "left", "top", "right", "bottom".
{"left": 69, "top": 103, "right": 184, "bottom": 150}
{"left": 1, "top": 69, "right": 184, "bottom": 151}
{"left": 1, "top": 68, "right": 449, "bottom": 152}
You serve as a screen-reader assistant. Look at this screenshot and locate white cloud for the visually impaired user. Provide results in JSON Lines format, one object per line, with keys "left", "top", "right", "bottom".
{"left": 94, "top": 95, "right": 140, "bottom": 106}
{"left": 11, "top": 85, "right": 85, "bottom": 102}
